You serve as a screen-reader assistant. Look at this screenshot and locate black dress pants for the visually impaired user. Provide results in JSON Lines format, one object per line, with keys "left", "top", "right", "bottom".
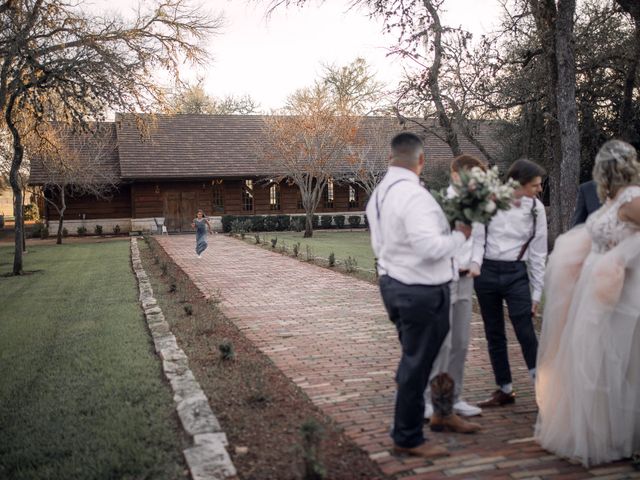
{"left": 473, "top": 259, "right": 538, "bottom": 387}
{"left": 379, "top": 275, "right": 450, "bottom": 448}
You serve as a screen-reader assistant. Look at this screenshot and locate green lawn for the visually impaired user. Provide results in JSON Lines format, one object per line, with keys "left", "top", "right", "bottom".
{"left": 260, "top": 230, "right": 375, "bottom": 271}
{"left": 0, "top": 241, "right": 186, "bottom": 480}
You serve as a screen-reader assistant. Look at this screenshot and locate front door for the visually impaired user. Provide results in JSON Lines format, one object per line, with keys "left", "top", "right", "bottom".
{"left": 163, "top": 192, "right": 197, "bottom": 232}
{"left": 180, "top": 192, "right": 197, "bottom": 232}
{"left": 164, "top": 192, "right": 180, "bottom": 232}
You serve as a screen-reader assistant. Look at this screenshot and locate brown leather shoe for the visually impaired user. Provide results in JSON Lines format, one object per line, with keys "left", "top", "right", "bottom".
{"left": 477, "top": 389, "right": 516, "bottom": 407}
{"left": 393, "top": 443, "right": 450, "bottom": 459}
{"left": 430, "top": 413, "right": 481, "bottom": 434}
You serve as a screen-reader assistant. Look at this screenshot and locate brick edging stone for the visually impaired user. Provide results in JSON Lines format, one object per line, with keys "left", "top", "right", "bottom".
{"left": 130, "top": 238, "right": 237, "bottom": 480}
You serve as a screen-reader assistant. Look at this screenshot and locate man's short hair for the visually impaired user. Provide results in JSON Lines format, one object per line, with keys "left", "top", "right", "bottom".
{"left": 390, "top": 132, "right": 424, "bottom": 166}
{"left": 451, "top": 154, "right": 487, "bottom": 173}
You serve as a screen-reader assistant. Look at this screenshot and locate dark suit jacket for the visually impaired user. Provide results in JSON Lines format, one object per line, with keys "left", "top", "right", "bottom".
{"left": 572, "top": 180, "right": 601, "bottom": 226}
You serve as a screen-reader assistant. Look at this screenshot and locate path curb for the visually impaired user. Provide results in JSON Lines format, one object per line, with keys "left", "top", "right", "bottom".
{"left": 130, "top": 238, "right": 237, "bottom": 480}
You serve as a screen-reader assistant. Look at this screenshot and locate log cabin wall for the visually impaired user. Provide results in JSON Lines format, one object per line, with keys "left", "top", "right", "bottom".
{"left": 45, "top": 185, "right": 132, "bottom": 220}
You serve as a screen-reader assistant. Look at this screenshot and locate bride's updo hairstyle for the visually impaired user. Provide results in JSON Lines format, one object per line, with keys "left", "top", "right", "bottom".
{"left": 593, "top": 139, "right": 640, "bottom": 201}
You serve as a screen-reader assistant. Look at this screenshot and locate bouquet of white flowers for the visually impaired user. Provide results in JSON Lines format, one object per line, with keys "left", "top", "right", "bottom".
{"left": 434, "top": 166, "right": 518, "bottom": 225}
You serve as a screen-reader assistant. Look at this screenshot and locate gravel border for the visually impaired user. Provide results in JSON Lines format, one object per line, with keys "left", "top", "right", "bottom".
{"left": 130, "top": 238, "right": 237, "bottom": 480}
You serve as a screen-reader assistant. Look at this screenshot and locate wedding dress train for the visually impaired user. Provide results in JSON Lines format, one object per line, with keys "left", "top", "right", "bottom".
{"left": 535, "top": 186, "right": 640, "bottom": 467}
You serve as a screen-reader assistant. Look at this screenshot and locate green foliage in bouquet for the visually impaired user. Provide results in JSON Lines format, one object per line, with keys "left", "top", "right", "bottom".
{"left": 433, "top": 166, "right": 518, "bottom": 225}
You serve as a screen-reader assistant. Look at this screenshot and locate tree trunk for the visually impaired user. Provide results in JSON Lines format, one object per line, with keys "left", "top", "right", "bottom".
{"left": 21, "top": 188, "right": 26, "bottom": 252}
{"left": 531, "top": 0, "right": 563, "bottom": 242}
{"left": 6, "top": 94, "right": 24, "bottom": 275}
{"left": 422, "top": 0, "right": 462, "bottom": 157}
{"left": 618, "top": 4, "right": 640, "bottom": 142}
{"left": 304, "top": 211, "right": 313, "bottom": 238}
{"left": 555, "top": 0, "right": 580, "bottom": 233}
{"left": 56, "top": 188, "right": 66, "bottom": 244}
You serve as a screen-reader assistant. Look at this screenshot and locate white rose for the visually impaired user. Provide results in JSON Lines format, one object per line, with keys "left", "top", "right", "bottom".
{"left": 485, "top": 200, "right": 497, "bottom": 213}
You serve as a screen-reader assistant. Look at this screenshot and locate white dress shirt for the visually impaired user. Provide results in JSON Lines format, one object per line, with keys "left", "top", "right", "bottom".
{"left": 476, "top": 196, "right": 548, "bottom": 302}
{"left": 366, "top": 166, "right": 466, "bottom": 285}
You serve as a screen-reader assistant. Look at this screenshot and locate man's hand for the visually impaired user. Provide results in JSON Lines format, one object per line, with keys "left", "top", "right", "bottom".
{"left": 455, "top": 221, "right": 472, "bottom": 239}
{"left": 468, "top": 262, "right": 481, "bottom": 278}
{"left": 532, "top": 301, "right": 540, "bottom": 317}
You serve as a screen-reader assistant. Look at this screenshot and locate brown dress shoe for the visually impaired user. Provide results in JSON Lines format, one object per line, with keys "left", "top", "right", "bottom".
{"left": 393, "top": 443, "right": 450, "bottom": 459}
{"left": 477, "top": 389, "right": 516, "bottom": 407}
{"left": 430, "top": 413, "right": 481, "bottom": 434}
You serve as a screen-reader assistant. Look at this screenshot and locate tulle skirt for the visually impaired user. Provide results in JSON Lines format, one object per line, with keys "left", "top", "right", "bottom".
{"left": 535, "top": 228, "right": 640, "bottom": 467}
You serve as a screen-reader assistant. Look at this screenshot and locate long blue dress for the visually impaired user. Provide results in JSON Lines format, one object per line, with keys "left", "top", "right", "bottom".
{"left": 194, "top": 218, "right": 208, "bottom": 255}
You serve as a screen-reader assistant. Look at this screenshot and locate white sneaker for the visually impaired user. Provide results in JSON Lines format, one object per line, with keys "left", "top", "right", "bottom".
{"left": 424, "top": 402, "right": 434, "bottom": 420}
{"left": 454, "top": 400, "right": 482, "bottom": 417}
{"left": 197, "top": 254, "right": 202, "bottom": 258}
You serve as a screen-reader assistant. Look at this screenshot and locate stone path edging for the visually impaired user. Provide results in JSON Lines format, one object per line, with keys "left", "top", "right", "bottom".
{"left": 130, "top": 238, "right": 237, "bottom": 480}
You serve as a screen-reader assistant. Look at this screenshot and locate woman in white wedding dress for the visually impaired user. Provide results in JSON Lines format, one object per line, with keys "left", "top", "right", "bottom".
{"left": 535, "top": 139, "right": 640, "bottom": 467}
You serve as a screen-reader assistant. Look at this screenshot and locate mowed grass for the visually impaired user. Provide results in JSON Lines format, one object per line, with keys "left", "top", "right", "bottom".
{"left": 0, "top": 241, "right": 186, "bottom": 480}
{"left": 261, "top": 230, "right": 375, "bottom": 271}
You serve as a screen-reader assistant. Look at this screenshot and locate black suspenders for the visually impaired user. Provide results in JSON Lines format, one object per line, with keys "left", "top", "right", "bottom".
{"left": 484, "top": 200, "right": 538, "bottom": 261}
{"left": 374, "top": 179, "right": 410, "bottom": 276}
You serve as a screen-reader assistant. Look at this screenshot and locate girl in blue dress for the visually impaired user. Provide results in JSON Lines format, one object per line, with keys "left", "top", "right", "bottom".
{"left": 191, "top": 209, "right": 212, "bottom": 258}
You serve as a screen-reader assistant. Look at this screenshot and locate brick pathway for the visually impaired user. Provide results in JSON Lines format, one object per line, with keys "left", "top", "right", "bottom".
{"left": 156, "top": 234, "right": 638, "bottom": 480}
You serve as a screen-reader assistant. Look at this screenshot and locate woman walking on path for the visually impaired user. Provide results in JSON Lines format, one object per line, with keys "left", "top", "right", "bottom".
{"left": 474, "top": 158, "right": 548, "bottom": 408}
{"left": 536, "top": 139, "right": 640, "bottom": 467}
{"left": 192, "top": 209, "right": 212, "bottom": 258}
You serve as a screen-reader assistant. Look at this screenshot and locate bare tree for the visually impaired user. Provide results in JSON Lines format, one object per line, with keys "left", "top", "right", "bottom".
{"left": 169, "top": 81, "right": 261, "bottom": 114}
{"left": 38, "top": 124, "right": 119, "bottom": 244}
{"left": 0, "top": 0, "right": 219, "bottom": 274}
{"left": 321, "top": 57, "right": 387, "bottom": 115}
{"left": 262, "top": 84, "right": 359, "bottom": 237}
{"left": 344, "top": 120, "right": 390, "bottom": 197}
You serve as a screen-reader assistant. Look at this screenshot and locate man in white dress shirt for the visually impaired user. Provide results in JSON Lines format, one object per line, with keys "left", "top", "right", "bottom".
{"left": 366, "top": 132, "right": 472, "bottom": 458}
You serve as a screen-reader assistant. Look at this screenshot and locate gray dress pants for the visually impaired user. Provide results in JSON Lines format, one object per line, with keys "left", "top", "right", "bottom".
{"left": 424, "top": 275, "right": 474, "bottom": 404}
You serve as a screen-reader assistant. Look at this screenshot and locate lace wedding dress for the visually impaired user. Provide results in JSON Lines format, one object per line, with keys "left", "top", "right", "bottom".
{"left": 535, "top": 186, "right": 640, "bottom": 467}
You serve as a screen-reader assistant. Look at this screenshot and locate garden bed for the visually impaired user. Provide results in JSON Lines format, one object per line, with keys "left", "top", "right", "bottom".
{"left": 141, "top": 236, "right": 387, "bottom": 480}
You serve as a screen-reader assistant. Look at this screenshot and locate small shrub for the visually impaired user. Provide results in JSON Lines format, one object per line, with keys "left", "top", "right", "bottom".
{"left": 23, "top": 203, "right": 39, "bottom": 221}
{"left": 221, "top": 215, "right": 235, "bottom": 233}
{"left": 348, "top": 216, "right": 361, "bottom": 228}
{"left": 328, "top": 252, "right": 335, "bottom": 267}
{"left": 113, "top": 224, "right": 121, "bottom": 235}
{"left": 94, "top": 225, "right": 103, "bottom": 235}
{"left": 77, "top": 226, "right": 87, "bottom": 236}
{"left": 333, "top": 215, "right": 345, "bottom": 229}
{"left": 264, "top": 216, "right": 278, "bottom": 231}
{"left": 305, "top": 245, "right": 315, "bottom": 262}
{"left": 40, "top": 226, "right": 49, "bottom": 239}
{"left": 276, "top": 215, "right": 291, "bottom": 231}
{"left": 30, "top": 222, "right": 44, "bottom": 238}
{"left": 219, "top": 339, "right": 235, "bottom": 361}
{"left": 312, "top": 215, "right": 319, "bottom": 229}
{"left": 292, "top": 242, "right": 301, "bottom": 258}
{"left": 344, "top": 256, "right": 358, "bottom": 273}
{"left": 62, "top": 227, "right": 69, "bottom": 237}
{"left": 279, "top": 240, "right": 287, "bottom": 254}
{"left": 251, "top": 216, "right": 265, "bottom": 232}
{"left": 320, "top": 215, "right": 333, "bottom": 229}
{"left": 364, "top": 214, "right": 368, "bottom": 228}
{"left": 168, "top": 282, "right": 177, "bottom": 293}
{"left": 231, "top": 219, "right": 252, "bottom": 235}
{"left": 183, "top": 304, "right": 193, "bottom": 316}
{"left": 290, "top": 216, "right": 305, "bottom": 232}
{"left": 254, "top": 233, "right": 261, "bottom": 244}
{"left": 270, "top": 237, "right": 278, "bottom": 249}
{"left": 300, "top": 419, "right": 326, "bottom": 480}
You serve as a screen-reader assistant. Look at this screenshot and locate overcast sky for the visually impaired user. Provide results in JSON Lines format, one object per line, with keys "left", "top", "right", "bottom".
{"left": 88, "top": 0, "right": 502, "bottom": 111}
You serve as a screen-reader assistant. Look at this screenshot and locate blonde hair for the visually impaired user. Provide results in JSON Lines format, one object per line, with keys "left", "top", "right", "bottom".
{"left": 593, "top": 140, "right": 640, "bottom": 201}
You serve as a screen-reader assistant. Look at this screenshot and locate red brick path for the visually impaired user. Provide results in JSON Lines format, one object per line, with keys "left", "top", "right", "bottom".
{"left": 156, "top": 234, "right": 638, "bottom": 480}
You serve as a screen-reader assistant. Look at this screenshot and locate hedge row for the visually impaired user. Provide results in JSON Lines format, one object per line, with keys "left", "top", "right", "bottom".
{"left": 221, "top": 214, "right": 367, "bottom": 233}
